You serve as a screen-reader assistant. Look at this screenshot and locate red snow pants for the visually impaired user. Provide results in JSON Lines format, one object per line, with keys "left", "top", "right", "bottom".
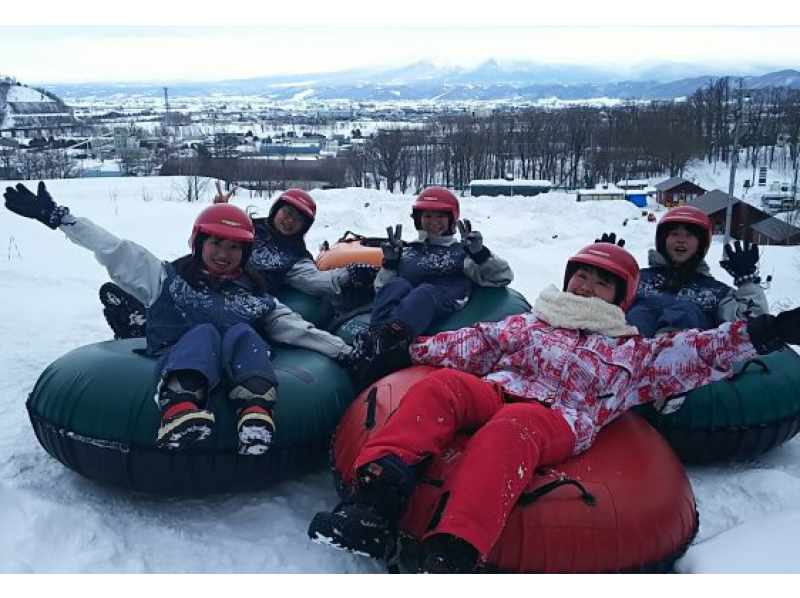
{"left": 355, "top": 368, "right": 576, "bottom": 557}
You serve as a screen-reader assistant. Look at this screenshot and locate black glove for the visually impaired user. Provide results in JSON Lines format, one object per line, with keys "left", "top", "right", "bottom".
{"left": 3, "top": 182, "right": 70, "bottom": 229}
{"left": 458, "top": 219, "right": 490, "bottom": 264}
{"left": 381, "top": 224, "right": 403, "bottom": 270}
{"left": 747, "top": 307, "right": 800, "bottom": 354}
{"left": 344, "top": 263, "right": 380, "bottom": 290}
{"left": 720, "top": 240, "right": 761, "bottom": 285}
{"left": 595, "top": 232, "right": 625, "bottom": 247}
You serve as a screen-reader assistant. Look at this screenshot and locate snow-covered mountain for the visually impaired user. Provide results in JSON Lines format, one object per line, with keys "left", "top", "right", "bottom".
{"left": 41, "top": 61, "right": 800, "bottom": 102}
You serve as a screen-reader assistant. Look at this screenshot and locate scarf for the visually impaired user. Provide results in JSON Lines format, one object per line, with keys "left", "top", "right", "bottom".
{"left": 533, "top": 285, "right": 639, "bottom": 337}
{"left": 203, "top": 267, "right": 242, "bottom": 287}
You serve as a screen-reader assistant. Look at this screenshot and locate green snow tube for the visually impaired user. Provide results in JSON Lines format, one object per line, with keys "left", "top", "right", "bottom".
{"left": 27, "top": 339, "right": 356, "bottom": 494}
{"left": 330, "top": 287, "right": 532, "bottom": 344}
{"left": 636, "top": 348, "right": 800, "bottom": 463}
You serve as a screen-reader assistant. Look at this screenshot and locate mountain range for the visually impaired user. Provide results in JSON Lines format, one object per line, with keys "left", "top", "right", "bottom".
{"left": 42, "top": 60, "right": 800, "bottom": 103}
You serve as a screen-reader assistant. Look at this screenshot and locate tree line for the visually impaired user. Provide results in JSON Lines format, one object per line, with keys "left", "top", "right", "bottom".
{"left": 5, "top": 77, "right": 800, "bottom": 194}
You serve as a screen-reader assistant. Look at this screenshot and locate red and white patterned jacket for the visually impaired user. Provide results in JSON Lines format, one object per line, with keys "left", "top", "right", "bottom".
{"left": 410, "top": 313, "right": 758, "bottom": 454}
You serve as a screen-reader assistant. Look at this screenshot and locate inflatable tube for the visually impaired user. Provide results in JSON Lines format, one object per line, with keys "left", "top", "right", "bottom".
{"left": 635, "top": 347, "right": 800, "bottom": 463}
{"left": 332, "top": 367, "right": 699, "bottom": 574}
{"left": 331, "top": 286, "right": 531, "bottom": 344}
{"left": 316, "top": 232, "right": 384, "bottom": 270}
{"left": 27, "top": 339, "right": 356, "bottom": 494}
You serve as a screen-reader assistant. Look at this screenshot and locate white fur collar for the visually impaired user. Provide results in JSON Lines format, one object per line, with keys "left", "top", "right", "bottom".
{"left": 533, "top": 285, "right": 639, "bottom": 337}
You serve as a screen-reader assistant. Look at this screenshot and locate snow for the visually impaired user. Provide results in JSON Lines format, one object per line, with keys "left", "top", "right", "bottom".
{"left": 1, "top": 163, "right": 800, "bottom": 580}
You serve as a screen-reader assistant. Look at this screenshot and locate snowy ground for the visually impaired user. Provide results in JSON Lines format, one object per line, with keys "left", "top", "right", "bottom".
{"left": 1, "top": 165, "right": 799, "bottom": 576}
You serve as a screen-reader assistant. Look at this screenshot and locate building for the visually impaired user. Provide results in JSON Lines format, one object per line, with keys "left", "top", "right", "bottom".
{"left": 654, "top": 177, "right": 706, "bottom": 207}
{"left": 749, "top": 216, "right": 800, "bottom": 246}
{"left": 469, "top": 179, "right": 552, "bottom": 197}
{"left": 576, "top": 185, "right": 625, "bottom": 202}
{"left": 683, "top": 189, "right": 800, "bottom": 245}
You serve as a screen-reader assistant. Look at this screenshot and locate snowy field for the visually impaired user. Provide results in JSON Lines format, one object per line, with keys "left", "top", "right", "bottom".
{"left": 1, "top": 166, "right": 800, "bottom": 578}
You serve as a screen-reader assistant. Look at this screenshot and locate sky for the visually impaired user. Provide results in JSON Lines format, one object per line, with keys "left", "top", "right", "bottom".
{"left": 1, "top": 163, "right": 800, "bottom": 586}
{"left": 2, "top": 1, "right": 800, "bottom": 84}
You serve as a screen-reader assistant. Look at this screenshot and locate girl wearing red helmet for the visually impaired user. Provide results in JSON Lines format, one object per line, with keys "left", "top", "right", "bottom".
{"left": 627, "top": 205, "right": 768, "bottom": 337}
{"left": 4, "top": 182, "right": 353, "bottom": 456}
{"left": 101, "top": 185, "right": 379, "bottom": 339}
{"left": 309, "top": 239, "right": 800, "bottom": 573}
{"left": 352, "top": 187, "right": 513, "bottom": 386}
{"left": 249, "top": 187, "right": 379, "bottom": 305}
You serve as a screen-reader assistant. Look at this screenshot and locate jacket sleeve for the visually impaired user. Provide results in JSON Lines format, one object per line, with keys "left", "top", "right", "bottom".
{"left": 623, "top": 320, "right": 760, "bottom": 409}
{"left": 283, "top": 258, "right": 349, "bottom": 297}
{"left": 410, "top": 314, "right": 529, "bottom": 376}
{"left": 718, "top": 282, "right": 769, "bottom": 322}
{"left": 58, "top": 214, "right": 165, "bottom": 307}
{"left": 260, "top": 300, "right": 350, "bottom": 359}
{"left": 463, "top": 251, "right": 514, "bottom": 287}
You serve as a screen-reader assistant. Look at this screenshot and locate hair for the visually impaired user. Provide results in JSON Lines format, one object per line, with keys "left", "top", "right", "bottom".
{"left": 268, "top": 199, "right": 313, "bottom": 236}
{"left": 655, "top": 222, "right": 706, "bottom": 292}
{"left": 656, "top": 222, "right": 707, "bottom": 262}
{"left": 566, "top": 263, "right": 626, "bottom": 306}
{"left": 176, "top": 233, "right": 267, "bottom": 296}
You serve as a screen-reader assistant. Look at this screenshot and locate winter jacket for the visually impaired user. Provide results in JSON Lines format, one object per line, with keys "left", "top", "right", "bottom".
{"left": 409, "top": 287, "right": 758, "bottom": 454}
{"left": 375, "top": 232, "right": 513, "bottom": 296}
{"left": 59, "top": 214, "right": 350, "bottom": 360}
{"left": 251, "top": 218, "right": 351, "bottom": 298}
{"left": 627, "top": 249, "right": 768, "bottom": 336}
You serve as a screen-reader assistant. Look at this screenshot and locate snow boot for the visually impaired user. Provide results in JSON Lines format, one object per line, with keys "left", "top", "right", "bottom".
{"left": 353, "top": 319, "right": 413, "bottom": 389}
{"left": 156, "top": 370, "right": 215, "bottom": 451}
{"left": 419, "top": 534, "right": 482, "bottom": 574}
{"left": 99, "top": 282, "right": 147, "bottom": 339}
{"left": 308, "top": 454, "right": 416, "bottom": 559}
{"left": 229, "top": 375, "right": 277, "bottom": 456}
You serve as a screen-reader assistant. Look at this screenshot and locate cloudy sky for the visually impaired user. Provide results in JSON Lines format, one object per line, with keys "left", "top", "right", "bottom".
{"left": 3, "top": 1, "right": 800, "bottom": 84}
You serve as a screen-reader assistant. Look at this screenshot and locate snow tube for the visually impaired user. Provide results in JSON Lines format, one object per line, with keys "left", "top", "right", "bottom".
{"left": 316, "top": 231, "right": 385, "bottom": 271}
{"left": 27, "top": 339, "right": 356, "bottom": 494}
{"left": 332, "top": 367, "right": 699, "bottom": 574}
{"left": 636, "top": 347, "right": 800, "bottom": 463}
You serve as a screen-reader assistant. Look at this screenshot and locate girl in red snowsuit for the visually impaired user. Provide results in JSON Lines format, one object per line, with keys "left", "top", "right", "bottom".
{"left": 309, "top": 242, "right": 800, "bottom": 573}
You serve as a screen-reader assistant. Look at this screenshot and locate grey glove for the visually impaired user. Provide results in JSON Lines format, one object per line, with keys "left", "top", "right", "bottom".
{"left": 458, "top": 219, "right": 490, "bottom": 264}
{"left": 381, "top": 224, "right": 403, "bottom": 270}
{"left": 3, "top": 181, "right": 70, "bottom": 229}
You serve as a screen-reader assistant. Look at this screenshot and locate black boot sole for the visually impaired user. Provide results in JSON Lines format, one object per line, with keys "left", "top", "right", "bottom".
{"left": 307, "top": 510, "right": 389, "bottom": 559}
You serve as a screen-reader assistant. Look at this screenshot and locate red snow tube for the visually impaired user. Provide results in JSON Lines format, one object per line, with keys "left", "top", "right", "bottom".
{"left": 332, "top": 366, "right": 698, "bottom": 573}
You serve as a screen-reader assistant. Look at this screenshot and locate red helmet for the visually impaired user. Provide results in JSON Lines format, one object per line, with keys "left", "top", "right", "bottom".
{"left": 189, "top": 204, "right": 255, "bottom": 258}
{"left": 412, "top": 187, "right": 460, "bottom": 232}
{"left": 656, "top": 206, "right": 712, "bottom": 258}
{"left": 564, "top": 243, "right": 641, "bottom": 311}
{"left": 269, "top": 188, "right": 317, "bottom": 234}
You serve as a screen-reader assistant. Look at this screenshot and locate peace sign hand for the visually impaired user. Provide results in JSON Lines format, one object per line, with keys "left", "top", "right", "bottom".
{"left": 381, "top": 224, "right": 404, "bottom": 269}
{"left": 458, "top": 219, "right": 484, "bottom": 256}
{"left": 213, "top": 181, "right": 238, "bottom": 204}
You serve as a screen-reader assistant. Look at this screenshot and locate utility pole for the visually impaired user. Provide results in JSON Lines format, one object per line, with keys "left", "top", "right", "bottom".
{"left": 723, "top": 79, "right": 745, "bottom": 251}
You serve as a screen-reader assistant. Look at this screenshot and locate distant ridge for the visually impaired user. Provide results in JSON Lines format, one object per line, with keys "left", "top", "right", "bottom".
{"left": 40, "top": 62, "right": 800, "bottom": 102}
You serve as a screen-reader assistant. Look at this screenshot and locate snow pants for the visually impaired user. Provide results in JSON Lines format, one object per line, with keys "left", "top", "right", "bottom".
{"left": 155, "top": 322, "right": 277, "bottom": 400}
{"left": 371, "top": 277, "right": 471, "bottom": 338}
{"left": 355, "top": 368, "right": 576, "bottom": 557}
{"left": 627, "top": 297, "right": 712, "bottom": 337}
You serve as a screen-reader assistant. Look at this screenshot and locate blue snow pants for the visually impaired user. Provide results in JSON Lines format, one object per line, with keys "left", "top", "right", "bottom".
{"left": 154, "top": 323, "right": 277, "bottom": 399}
{"left": 371, "top": 277, "right": 472, "bottom": 338}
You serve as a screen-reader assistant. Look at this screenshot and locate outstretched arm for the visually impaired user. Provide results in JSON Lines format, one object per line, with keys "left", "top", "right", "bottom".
{"left": 4, "top": 182, "right": 165, "bottom": 306}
